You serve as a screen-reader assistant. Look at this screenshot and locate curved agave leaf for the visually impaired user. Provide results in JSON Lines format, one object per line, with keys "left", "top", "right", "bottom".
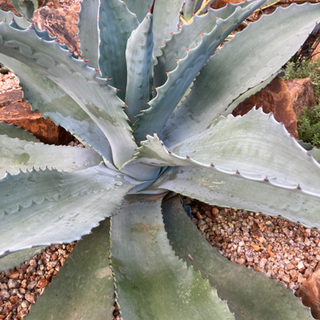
{"left": 0, "top": 245, "right": 46, "bottom": 272}
{"left": 0, "top": 121, "right": 40, "bottom": 142}
{"left": 0, "top": 20, "right": 137, "bottom": 168}
{"left": 99, "top": 0, "right": 139, "bottom": 100}
{"left": 125, "top": 10, "right": 154, "bottom": 121}
{"left": 224, "top": 70, "right": 284, "bottom": 116}
{"left": 162, "top": 195, "right": 314, "bottom": 320}
{"left": 78, "top": 0, "right": 99, "bottom": 69}
{"left": 0, "top": 164, "right": 139, "bottom": 257}
{"left": 111, "top": 195, "right": 234, "bottom": 320}
{"left": 10, "top": 0, "right": 38, "bottom": 20}
{"left": 0, "top": 53, "right": 115, "bottom": 168}
{"left": 310, "top": 147, "right": 320, "bottom": 163}
{"left": 123, "top": 0, "right": 153, "bottom": 22}
{"left": 152, "top": 0, "right": 183, "bottom": 57}
{"left": 162, "top": 3, "right": 320, "bottom": 145}
{"left": 132, "top": 109, "right": 320, "bottom": 196}
{"left": 170, "top": 109, "right": 320, "bottom": 194}
{"left": 0, "top": 135, "right": 102, "bottom": 177}
{"left": 0, "top": 9, "right": 29, "bottom": 28}
{"left": 134, "top": 0, "right": 266, "bottom": 142}
{"left": 155, "top": 1, "right": 260, "bottom": 87}
{"left": 27, "top": 219, "right": 114, "bottom": 320}
{"left": 151, "top": 164, "right": 320, "bottom": 229}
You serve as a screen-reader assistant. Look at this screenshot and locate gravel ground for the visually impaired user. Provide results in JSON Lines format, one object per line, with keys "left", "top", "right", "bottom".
{"left": 188, "top": 198, "right": 320, "bottom": 291}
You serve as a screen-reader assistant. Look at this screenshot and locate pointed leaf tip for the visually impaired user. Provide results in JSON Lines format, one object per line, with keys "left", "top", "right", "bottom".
{"left": 150, "top": 0, "right": 155, "bottom": 14}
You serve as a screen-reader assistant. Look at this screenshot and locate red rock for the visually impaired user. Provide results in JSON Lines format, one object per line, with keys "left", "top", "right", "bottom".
{"left": 32, "top": 6, "right": 80, "bottom": 55}
{"left": 233, "top": 77, "right": 298, "bottom": 139}
{"left": 285, "top": 78, "right": 317, "bottom": 117}
{"left": 211, "top": 0, "right": 244, "bottom": 9}
{"left": 295, "top": 263, "right": 320, "bottom": 319}
{"left": 0, "top": 89, "right": 72, "bottom": 145}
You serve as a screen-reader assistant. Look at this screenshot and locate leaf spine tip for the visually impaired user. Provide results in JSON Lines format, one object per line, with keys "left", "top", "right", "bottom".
{"left": 69, "top": 49, "right": 74, "bottom": 53}
{"left": 116, "top": 88, "right": 121, "bottom": 91}
{"left": 95, "top": 68, "right": 100, "bottom": 72}
{"left": 84, "top": 59, "right": 89, "bottom": 62}
{"left": 236, "top": 170, "right": 240, "bottom": 174}
{"left": 192, "top": 13, "right": 195, "bottom": 16}
{"left": 124, "top": 104, "right": 128, "bottom": 107}
{"left": 264, "top": 177, "right": 269, "bottom": 182}
{"left": 54, "top": 39, "right": 59, "bottom": 42}
{"left": 297, "top": 184, "right": 301, "bottom": 190}
{"left": 170, "top": 32, "right": 173, "bottom": 35}
{"left": 166, "top": 72, "right": 170, "bottom": 75}
{"left": 150, "top": 0, "right": 155, "bottom": 14}
{"left": 163, "top": 39, "right": 166, "bottom": 42}
{"left": 210, "top": 163, "right": 214, "bottom": 167}
{"left": 168, "top": 151, "right": 172, "bottom": 154}
{"left": 200, "top": 32, "right": 204, "bottom": 36}
{"left": 306, "top": 151, "right": 311, "bottom": 157}
{"left": 186, "top": 48, "right": 190, "bottom": 51}
{"left": 107, "top": 78, "right": 112, "bottom": 81}
{"left": 186, "top": 155, "right": 190, "bottom": 159}
{"left": 176, "top": 59, "right": 180, "bottom": 62}
{"left": 215, "top": 17, "right": 219, "bottom": 20}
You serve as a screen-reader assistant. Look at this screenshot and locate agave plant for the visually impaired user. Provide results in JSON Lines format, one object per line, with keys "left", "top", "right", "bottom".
{"left": 1, "top": 0, "right": 320, "bottom": 318}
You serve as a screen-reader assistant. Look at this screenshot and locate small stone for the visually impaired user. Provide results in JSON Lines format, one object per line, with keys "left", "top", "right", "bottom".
{"left": 9, "top": 295, "right": 19, "bottom": 304}
{"left": 25, "top": 292, "right": 36, "bottom": 304}
{"left": 196, "top": 211, "right": 203, "bottom": 220}
{"left": 297, "top": 261, "right": 305, "bottom": 270}
{"left": 27, "top": 280, "right": 37, "bottom": 291}
{"left": 7, "top": 279, "right": 18, "bottom": 289}
{"left": 237, "top": 257, "right": 246, "bottom": 265}
{"left": 285, "top": 263, "right": 295, "bottom": 271}
{"left": 9, "top": 271, "right": 19, "bottom": 279}
{"left": 212, "top": 207, "right": 219, "bottom": 215}
{"left": 0, "top": 290, "right": 9, "bottom": 300}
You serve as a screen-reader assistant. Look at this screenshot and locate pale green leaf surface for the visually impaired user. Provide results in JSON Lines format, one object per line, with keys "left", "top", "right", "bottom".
{"left": 184, "top": 0, "right": 197, "bottom": 21}
{"left": 111, "top": 195, "right": 234, "bottom": 320}
{"left": 27, "top": 219, "right": 114, "bottom": 320}
{"left": 123, "top": 0, "right": 152, "bottom": 22}
{"left": 10, "top": 0, "right": 37, "bottom": 20}
{"left": 310, "top": 147, "right": 320, "bottom": 164}
{"left": 155, "top": 1, "right": 260, "bottom": 87}
{"left": 125, "top": 12, "right": 153, "bottom": 121}
{"left": 0, "top": 164, "right": 139, "bottom": 257}
{"left": 0, "top": 21, "right": 136, "bottom": 168}
{"left": 0, "top": 246, "right": 45, "bottom": 272}
{"left": 78, "top": 0, "right": 99, "bottom": 69}
{"left": 152, "top": 0, "right": 183, "bottom": 57}
{"left": 170, "top": 109, "right": 320, "bottom": 195}
{"left": 0, "top": 53, "right": 115, "bottom": 168}
{"left": 133, "top": 110, "right": 320, "bottom": 196}
{"left": 135, "top": 0, "right": 266, "bottom": 141}
{"left": 0, "top": 9, "right": 29, "bottom": 28}
{"left": 0, "top": 121, "right": 39, "bottom": 142}
{"left": 151, "top": 165, "right": 320, "bottom": 229}
{"left": 99, "top": 0, "right": 139, "bottom": 100}
{"left": 162, "top": 3, "right": 320, "bottom": 145}
{"left": 162, "top": 195, "right": 314, "bottom": 320}
{"left": 0, "top": 135, "right": 102, "bottom": 177}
